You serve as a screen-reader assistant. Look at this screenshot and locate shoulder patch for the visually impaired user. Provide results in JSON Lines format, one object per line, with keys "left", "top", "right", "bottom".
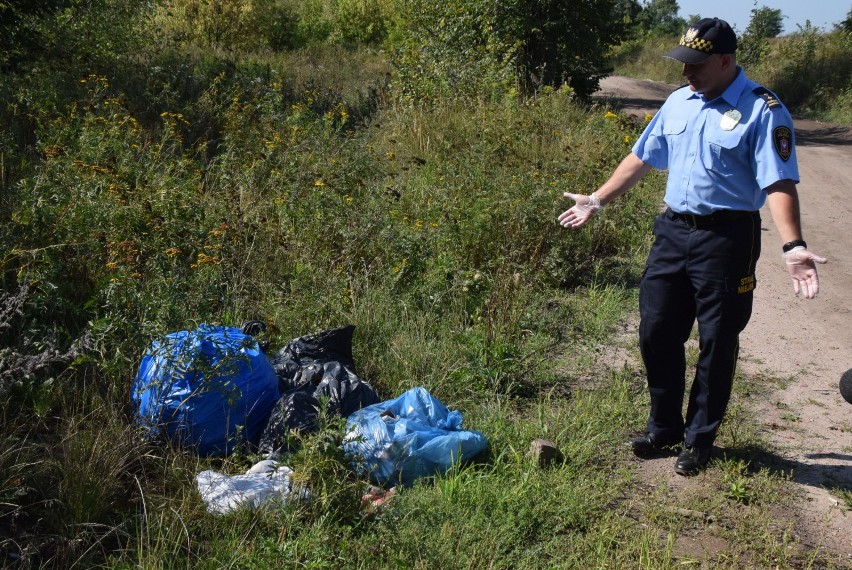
{"left": 773, "top": 126, "right": 793, "bottom": 161}
{"left": 753, "top": 86, "right": 782, "bottom": 109}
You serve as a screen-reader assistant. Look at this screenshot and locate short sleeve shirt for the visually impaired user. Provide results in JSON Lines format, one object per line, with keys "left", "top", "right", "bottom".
{"left": 632, "top": 67, "right": 799, "bottom": 215}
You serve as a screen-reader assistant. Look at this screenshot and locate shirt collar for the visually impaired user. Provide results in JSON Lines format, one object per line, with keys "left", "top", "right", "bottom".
{"left": 718, "top": 67, "right": 748, "bottom": 107}
{"left": 681, "top": 66, "right": 748, "bottom": 106}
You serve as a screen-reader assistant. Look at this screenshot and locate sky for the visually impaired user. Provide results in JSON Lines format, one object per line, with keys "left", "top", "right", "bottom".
{"left": 676, "top": 0, "right": 850, "bottom": 35}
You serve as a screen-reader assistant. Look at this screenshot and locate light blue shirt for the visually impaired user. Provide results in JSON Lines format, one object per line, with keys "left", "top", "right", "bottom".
{"left": 632, "top": 67, "right": 799, "bottom": 215}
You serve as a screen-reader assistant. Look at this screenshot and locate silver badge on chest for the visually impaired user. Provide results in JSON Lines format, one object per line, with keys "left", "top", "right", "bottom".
{"left": 720, "top": 109, "right": 742, "bottom": 131}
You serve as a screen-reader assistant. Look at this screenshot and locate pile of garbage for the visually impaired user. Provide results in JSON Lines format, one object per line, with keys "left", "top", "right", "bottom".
{"left": 131, "top": 323, "right": 488, "bottom": 514}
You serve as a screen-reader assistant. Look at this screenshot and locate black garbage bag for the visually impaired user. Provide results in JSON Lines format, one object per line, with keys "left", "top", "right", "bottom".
{"left": 258, "top": 325, "right": 380, "bottom": 453}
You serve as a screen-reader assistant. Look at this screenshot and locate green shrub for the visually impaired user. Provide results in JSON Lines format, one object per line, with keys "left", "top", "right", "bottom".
{"left": 822, "top": 84, "right": 852, "bottom": 124}
{"left": 150, "top": 0, "right": 395, "bottom": 51}
{"left": 389, "top": 0, "right": 629, "bottom": 103}
{"left": 756, "top": 27, "right": 852, "bottom": 115}
{"left": 609, "top": 34, "right": 683, "bottom": 85}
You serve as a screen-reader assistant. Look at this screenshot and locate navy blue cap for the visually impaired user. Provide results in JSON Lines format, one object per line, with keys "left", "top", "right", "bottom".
{"left": 664, "top": 18, "right": 738, "bottom": 64}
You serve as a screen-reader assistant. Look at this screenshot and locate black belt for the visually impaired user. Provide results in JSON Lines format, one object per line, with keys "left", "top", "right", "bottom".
{"left": 665, "top": 208, "right": 755, "bottom": 229}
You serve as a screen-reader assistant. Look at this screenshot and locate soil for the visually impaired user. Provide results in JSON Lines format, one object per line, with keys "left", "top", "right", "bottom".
{"left": 595, "top": 75, "right": 852, "bottom": 564}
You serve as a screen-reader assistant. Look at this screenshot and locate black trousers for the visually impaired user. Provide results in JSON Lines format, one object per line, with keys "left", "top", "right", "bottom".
{"left": 639, "top": 208, "right": 761, "bottom": 448}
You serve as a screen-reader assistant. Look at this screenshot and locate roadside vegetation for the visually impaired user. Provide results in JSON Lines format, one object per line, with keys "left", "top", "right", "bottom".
{"left": 610, "top": 4, "right": 852, "bottom": 125}
{"left": 1, "top": 1, "right": 850, "bottom": 568}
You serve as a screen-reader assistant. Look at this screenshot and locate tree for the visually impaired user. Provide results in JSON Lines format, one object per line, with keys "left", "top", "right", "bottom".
{"left": 391, "top": 0, "right": 628, "bottom": 101}
{"left": 635, "top": 0, "right": 686, "bottom": 36}
{"left": 613, "top": 0, "right": 642, "bottom": 26}
{"left": 508, "top": 0, "right": 630, "bottom": 95}
{"left": 744, "top": 5, "right": 784, "bottom": 39}
{"left": 1, "top": 0, "right": 145, "bottom": 71}
{"left": 738, "top": 4, "right": 785, "bottom": 68}
{"left": 840, "top": 4, "right": 852, "bottom": 32}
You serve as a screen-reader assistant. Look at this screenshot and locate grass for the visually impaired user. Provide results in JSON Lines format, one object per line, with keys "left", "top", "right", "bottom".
{"left": 834, "top": 488, "right": 852, "bottom": 510}
{"left": 2, "top": 13, "right": 851, "bottom": 570}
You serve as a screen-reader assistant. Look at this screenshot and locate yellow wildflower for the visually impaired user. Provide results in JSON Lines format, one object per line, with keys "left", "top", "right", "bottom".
{"left": 191, "top": 253, "right": 219, "bottom": 268}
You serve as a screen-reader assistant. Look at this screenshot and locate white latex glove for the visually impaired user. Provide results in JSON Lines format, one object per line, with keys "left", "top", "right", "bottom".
{"left": 558, "top": 192, "right": 602, "bottom": 229}
{"left": 783, "top": 246, "right": 827, "bottom": 299}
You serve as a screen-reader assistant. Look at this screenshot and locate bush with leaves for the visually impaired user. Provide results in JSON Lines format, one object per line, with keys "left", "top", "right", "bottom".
{"left": 389, "top": 0, "right": 629, "bottom": 102}
{"left": 759, "top": 24, "right": 852, "bottom": 113}
{"left": 151, "top": 0, "right": 395, "bottom": 51}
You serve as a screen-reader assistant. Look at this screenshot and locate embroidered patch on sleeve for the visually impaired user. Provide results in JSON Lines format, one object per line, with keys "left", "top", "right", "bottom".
{"left": 737, "top": 275, "right": 756, "bottom": 294}
{"left": 773, "top": 126, "right": 793, "bottom": 161}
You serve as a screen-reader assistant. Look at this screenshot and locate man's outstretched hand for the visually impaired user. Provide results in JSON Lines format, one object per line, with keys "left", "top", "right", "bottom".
{"left": 558, "top": 192, "right": 601, "bottom": 229}
{"left": 783, "top": 246, "right": 828, "bottom": 299}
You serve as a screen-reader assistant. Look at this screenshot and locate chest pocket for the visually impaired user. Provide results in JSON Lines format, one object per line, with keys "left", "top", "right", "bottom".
{"left": 704, "top": 129, "right": 745, "bottom": 173}
{"left": 663, "top": 120, "right": 687, "bottom": 137}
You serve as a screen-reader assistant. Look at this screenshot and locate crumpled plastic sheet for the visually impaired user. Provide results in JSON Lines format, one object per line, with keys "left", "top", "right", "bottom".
{"left": 344, "top": 386, "right": 488, "bottom": 486}
{"left": 195, "top": 459, "right": 309, "bottom": 515}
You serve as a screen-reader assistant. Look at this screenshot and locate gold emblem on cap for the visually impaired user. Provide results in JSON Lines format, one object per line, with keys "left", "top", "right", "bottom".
{"left": 679, "top": 28, "right": 713, "bottom": 53}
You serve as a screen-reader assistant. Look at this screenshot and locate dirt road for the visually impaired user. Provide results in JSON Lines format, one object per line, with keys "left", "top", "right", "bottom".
{"left": 596, "top": 76, "right": 852, "bottom": 560}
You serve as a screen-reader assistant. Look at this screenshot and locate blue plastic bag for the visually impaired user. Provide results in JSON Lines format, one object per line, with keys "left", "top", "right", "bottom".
{"left": 131, "top": 324, "right": 280, "bottom": 456}
{"left": 344, "top": 387, "right": 487, "bottom": 486}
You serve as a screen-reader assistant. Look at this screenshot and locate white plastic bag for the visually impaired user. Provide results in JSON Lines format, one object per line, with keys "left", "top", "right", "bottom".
{"left": 195, "top": 460, "right": 308, "bottom": 514}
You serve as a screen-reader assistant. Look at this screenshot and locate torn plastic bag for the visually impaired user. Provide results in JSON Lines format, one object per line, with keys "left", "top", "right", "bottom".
{"left": 343, "top": 386, "right": 488, "bottom": 486}
{"left": 196, "top": 460, "right": 309, "bottom": 515}
{"left": 131, "top": 324, "right": 280, "bottom": 456}
{"left": 258, "top": 325, "right": 380, "bottom": 452}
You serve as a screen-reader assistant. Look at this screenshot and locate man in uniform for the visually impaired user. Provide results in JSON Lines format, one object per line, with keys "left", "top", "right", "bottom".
{"left": 557, "top": 17, "right": 827, "bottom": 475}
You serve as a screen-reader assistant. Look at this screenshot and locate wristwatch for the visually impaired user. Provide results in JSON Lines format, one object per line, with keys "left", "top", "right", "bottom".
{"left": 782, "top": 239, "right": 807, "bottom": 253}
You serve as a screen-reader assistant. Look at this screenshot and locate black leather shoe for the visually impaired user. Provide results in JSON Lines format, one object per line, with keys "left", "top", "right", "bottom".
{"left": 674, "top": 446, "right": 711, "bottom": 476}
{"left": 628, "top": 433, "right": 681, "bottom": 457}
